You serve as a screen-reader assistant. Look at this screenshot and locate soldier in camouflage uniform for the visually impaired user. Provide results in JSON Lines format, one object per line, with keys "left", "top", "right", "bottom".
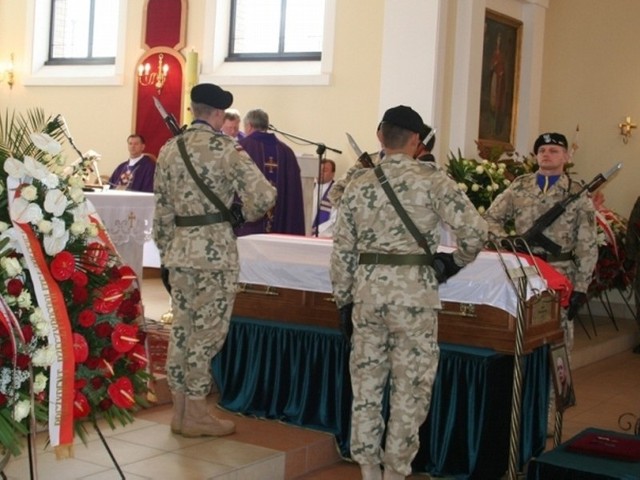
{"left": 330, "top": 106, "right": 487, "bottom": 480}
{"left": 153, "top": 83, "right": 276, "bottom": 438}
{"left": 484, "top": 132, "right": 598, "bottom": 353}
{"left": 625, "top": 196, "right": 640, "bottom": 352}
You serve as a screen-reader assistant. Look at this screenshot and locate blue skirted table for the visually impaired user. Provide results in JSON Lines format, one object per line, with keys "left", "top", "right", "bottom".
{"left": 212, "top": 316, "right": 550, "bottom": 479}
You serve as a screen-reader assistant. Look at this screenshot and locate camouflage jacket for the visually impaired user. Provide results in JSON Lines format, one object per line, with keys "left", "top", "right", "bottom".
{"left": 153, "top": 123, "right": 276, "bottom": 271}
{"left": 484, "top": 173, "right": 597, "bottom": 292}
{"left": 626, "top": 196, "right": 640, "bottom": 262}
{"left": 330, "top": 152, "right": 488, "bottom": 309}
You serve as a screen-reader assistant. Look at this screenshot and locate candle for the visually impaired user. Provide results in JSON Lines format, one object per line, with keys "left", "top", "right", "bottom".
{"left": 183, "top": 49, "right": 199, "bottom": 124}
{"left": 569, "top": 124, "right": 580, "bottom": 158}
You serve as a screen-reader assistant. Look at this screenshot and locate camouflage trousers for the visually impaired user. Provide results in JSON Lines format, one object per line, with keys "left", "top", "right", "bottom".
{"left": 349, "top": 302, "right": 439, "bottom": 477}
{"left": 166, "top": 267, "right": 237, "bottom": 397}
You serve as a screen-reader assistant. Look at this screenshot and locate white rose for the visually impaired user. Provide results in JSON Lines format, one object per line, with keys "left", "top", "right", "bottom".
{"left": 0, "top": 221, "right": 9, "bottom": 233}
{"left": 33, "top": 319, "right": 50, "bottom": 338}
{"left": 457, "top": 183, "right": 468, "bottom": 192}
{"left": 477, "top": 206, "right": 486, "bottom": 214}
{"left": 475, "top": 166, "right": 484, "bottom": 174}
{"left": 17, "top": 290, "right": 33, "bottom": 309}
{"left": 1, "top": 257, "right": 23, "bottom": 277}
{"left": 68, "top": 176, "right": 84, "bottom": 188}
{"left": 38, "top": 219, "right": 53, "bottom": 234}
{"left": 30, "top": 307, "right": 44, "bottom": 325}
{"left": 69, "top": 187, "right": 84, "bottom": 204}
{"left": 32, "top": 345, "right": 56, "bottom": 367}
{"left": 70, "top": 222, "right": 86, "bottom": 236}
{"left": 33, "top": 373, "right": 48, "bottom": 394}
{"left": 41, "top": 173, "right": 60, "bottom": 189}
{"left": 471, "top": 184, "right": 480, "bottom": 192}
{"left": 485, "top": 184, "right": 493, "bottom": 192}
{"left": 503, "top": 179, "right": 511, "bottom": 186}
{"left": 20, "top": 185, "right": 38, "bottom": 201}
{"left": 13, "top": 399, "right": 31, "bottom": 422}
{"left": 87, "top": 224, "right": 99, "bottom": 237}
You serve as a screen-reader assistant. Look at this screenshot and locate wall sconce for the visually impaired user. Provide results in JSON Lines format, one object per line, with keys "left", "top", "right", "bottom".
{"left": 137, "top": 53, "right": 169, "bottom": 94}
{"left": 618, "top": 116, "right": 636, "bottom": 144}
{"left": 0, "top": 53, "right": 15, "bottom": 89}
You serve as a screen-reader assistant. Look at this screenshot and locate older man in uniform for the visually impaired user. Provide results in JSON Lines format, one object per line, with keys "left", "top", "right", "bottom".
{"left": 153, "top": 83, "right": 277, "bottom": 438}
{"left": 330, "top": 106, "right": 487, "bottom": 480}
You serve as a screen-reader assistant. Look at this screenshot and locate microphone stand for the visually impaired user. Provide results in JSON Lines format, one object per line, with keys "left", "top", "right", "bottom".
{"left": 268, "top": 124, "right": 341, "bottom": 237}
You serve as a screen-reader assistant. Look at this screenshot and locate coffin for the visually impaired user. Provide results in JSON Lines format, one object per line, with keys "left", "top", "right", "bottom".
{"left": 232, "top": 234, "right": 563, "bottom": 354}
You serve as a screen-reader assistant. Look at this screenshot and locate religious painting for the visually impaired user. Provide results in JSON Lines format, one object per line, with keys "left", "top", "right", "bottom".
{"left": 478, "top": 10, "right": 522, "bottom": 151}
{"left": 550, "top": 344, "right": 576, "bottom": 413}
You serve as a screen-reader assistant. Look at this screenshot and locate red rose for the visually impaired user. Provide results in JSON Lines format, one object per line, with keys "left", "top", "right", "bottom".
{"left": 117, "top": 299, "right": 140, "bottom": 321}
{"left": 50, "top": 251, "right": 76, "bottom": 281}
{"left": 94, "top": 322, "right": 113, "bottom": 338}
{"left": 21, "top": 325, "right": 33, "bottom": 344}
{"left": 74, "top": 379, "right": 88, "bottom": 390}
{"left": 85, "top": 356, "right": 101, "bottom": 369}
{"left": 99, "top": 398, "right": 113, "bottom": 411}
{"left": 72, "top": 285, "right": 89, "bottom": 304}
{"left": 101, "top": 346, "right": 121, "bottom": 363}
{"left": 7, "top": 278, "right": 24, "bottom": 297}
{"left": 71, "top": 271, "right": 88, "bottom": 287}
{"left": 78, "top": 309, "right": 97, "bottom": 328}
{"left": 90, "top": 377, "right": 104, "bottom": 389}
{"left": 107, "top": 377, "right": 136, "bottom": 409}
{"left": 16, "top": 353, "right": 30, "bottom": 370}
{"left": 0, "top": 392, "right": 6, "bottom": 407}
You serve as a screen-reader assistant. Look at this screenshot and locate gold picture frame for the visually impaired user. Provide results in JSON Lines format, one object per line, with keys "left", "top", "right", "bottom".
{"left": 550, "top": 343, "right": 576, "bottom": 412}
{"left": 478, "top": 9, "right": 522, "bottom": 152}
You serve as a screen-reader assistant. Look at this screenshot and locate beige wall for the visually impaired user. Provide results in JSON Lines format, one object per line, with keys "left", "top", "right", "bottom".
{"left": 0, "top": 0, "right": 637, "bottom": 218}
{"left": 540, "top": 0, "right": 639, "bottom": 217}
{"left": 0, "top": 0, "right": 384, "bottom": 181}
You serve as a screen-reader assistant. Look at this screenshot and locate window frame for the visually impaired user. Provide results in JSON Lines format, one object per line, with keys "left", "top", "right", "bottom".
{"left": 202, "top": 0, "right": 335, "bottom": 86}
{"left": 23, "top": 0, "right": 128, "bottom": 86}
{"left": 226, "top": 0, "right": 322, "bottom": 63}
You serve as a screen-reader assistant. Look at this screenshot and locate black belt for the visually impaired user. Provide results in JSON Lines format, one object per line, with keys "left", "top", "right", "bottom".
{"left": 546, "top": 251, "right": 574, "bottom": 263}
{"left": 358, "top": 253, "right": 432, "bottom": 266}
{"left": 175, "top": 212, "right": 227, "bottom": 227}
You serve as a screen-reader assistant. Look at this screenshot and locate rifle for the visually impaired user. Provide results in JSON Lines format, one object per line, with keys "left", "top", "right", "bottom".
{"left": 520, "top": 162, "right": 622, "bottom": 256}
{"left": 152, "top": 96, "right": 245, "bottom": 229}
{"left": 153, "top": 97, "right": 183, "bottom": 136}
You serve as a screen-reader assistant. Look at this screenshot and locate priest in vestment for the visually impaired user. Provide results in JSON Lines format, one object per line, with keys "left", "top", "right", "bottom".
{"left": 235, "top": 109, "right": 305, "bottom": 236}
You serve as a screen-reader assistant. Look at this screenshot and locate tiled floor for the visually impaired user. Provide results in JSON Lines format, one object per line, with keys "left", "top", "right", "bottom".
{"left": 3, "top": 275, "right": 639, "bottom": 480}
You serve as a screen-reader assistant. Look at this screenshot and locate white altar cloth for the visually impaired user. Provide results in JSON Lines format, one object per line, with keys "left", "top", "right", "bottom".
{"left": 85, "top": 191, "right": 154, "bottom": 279}
{"left": 237, "top": 234, "right": 548, "bottom": 318}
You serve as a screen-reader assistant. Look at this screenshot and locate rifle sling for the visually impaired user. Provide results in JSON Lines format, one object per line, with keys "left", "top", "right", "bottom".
{"left": 373, "top": 165, "right": 433, "bottom": 265}
{"left": 176, "top": 136, "right": 233, "bottom": 224}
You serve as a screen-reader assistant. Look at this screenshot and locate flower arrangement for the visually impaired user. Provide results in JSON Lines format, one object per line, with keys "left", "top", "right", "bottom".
{"left": 445, "top": 146, "right": 633, "bottom": 295}
{"left": 446, "top": 149, "right": 538, "bottom": 214}
{"left": 0, "top": 109, "right": 151, "bottom": 459}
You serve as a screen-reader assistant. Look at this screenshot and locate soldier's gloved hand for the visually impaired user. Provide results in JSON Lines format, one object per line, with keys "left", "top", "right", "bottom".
{"left": 160, "top": 265, "right": 171, "bottom": 294}
{"left": 338, "top": 303, "right": 354, "bottom": 341}
{"left": 432, "top": 252, "right": 462, "bottom": 284}
{"left": 567, "top": 291, "right": 587, "bottom": 321}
